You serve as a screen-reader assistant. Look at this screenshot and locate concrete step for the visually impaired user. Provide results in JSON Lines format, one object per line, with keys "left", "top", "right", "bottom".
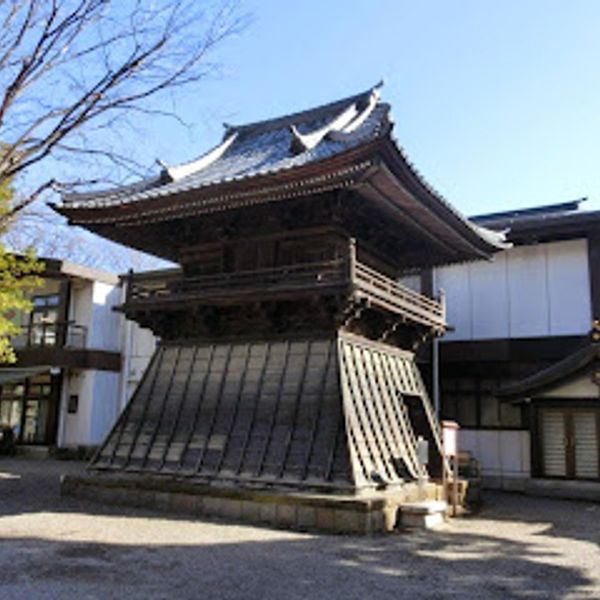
{"left": 400, "top": 500, "right": 448, "bottom": 530}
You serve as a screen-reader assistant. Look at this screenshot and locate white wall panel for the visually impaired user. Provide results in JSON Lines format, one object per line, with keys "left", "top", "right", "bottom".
{"left": 435, "top": 263, "right": 472, "bottom": 340}
{"left": 90, "top": 370, "right": 121, "bottom": 444}
{"left": 62, "top": 370, "right": 95, "bottom": 447}
{"left": 436, "top": 239, "right": 590, "bottom": 341}
{"left": 470, "top": 254, "right": 509, "bottom": 339}
{"left": 119, "top": 320, "right": 157, "bottom": 409}
{"left": 398, "top": 274, "right": 421, "bottom": 293}
{"left": 459, "top": 429, "right": 531, "bottom": 486}
{"left": 546, "top": 239, "right": 591, "bottom": 335}
{"left": 89, "top": 282, "right": 122, "bottom": 351}
{"left": 69, "top": 281, "right": 93, "bottom": 331}
{"left": 507, "top": 245, "right": 549, "bottom": 336}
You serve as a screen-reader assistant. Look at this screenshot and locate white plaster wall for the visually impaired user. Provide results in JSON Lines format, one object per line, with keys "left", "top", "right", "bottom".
{"left": 120, "top": 318, "right": 157, "bottom": 410}
{"left": 87, "top": 281, "right": 122, "bottom": 351}
{"left": 89, "top": 370, "right": 121, "bottom": 444}
{"left": 507, "top": 244, "right": 549, "bottom": 336}
{"left": 435, "top": 262, "right": 473, "bottom": 339}
{"left": 59, "top": 368, "right": 122, "bottom": 447}
{"left": 470, "top": 253, "right": 509, "bottom": 339}
{"left": 537, "top": 375, "right": 600, "bottom": 399}
{"left": 547, "top": 240, "right": 592, "bottom": 335}
{"left": 69, "top": 281, "right": 93, "bottom": 331}
{"left": 460, "top": 429, "right": 531, "bottom": 489}
{"left": 436, "top": 239, "right": 591, "bottom": 341}
{"left": 61, "top": 369, "right": 95, "bottom": 447}
{"left": 398, "top": 273, "right": 421, "bottom": 293}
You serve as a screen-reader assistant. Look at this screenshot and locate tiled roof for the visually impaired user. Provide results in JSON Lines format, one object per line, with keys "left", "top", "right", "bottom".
{"left": 55, "top": 84, "right": 509, "bottom": 256}
{"left": 497, "top": 343, "right": 598, "bottom": 398}
{"left": 471, "top": 198, "right": 600, "bottom": 243}
{"left": 471, "top": 198, "right": 586, "bottom": 224}
{"left": 62, "top": 85, "right": 389, "bottom": 208}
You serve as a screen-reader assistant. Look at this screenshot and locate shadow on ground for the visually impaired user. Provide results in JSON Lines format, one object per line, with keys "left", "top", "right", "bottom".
{"left": 0, "top": 458, "right": 599, "bottom": 599}
{"left": 475, "top": 490, "right": 600, "bottom": 548}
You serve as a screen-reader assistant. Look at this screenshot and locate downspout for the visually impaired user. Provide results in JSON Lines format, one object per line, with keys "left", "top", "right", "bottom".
{"left": 433, "top": 336, "right": 440, "bottom": 416}
{"left": 55, "top": 277, "right": 72, "bottom": 448}
{"left": 433, "top": 269, "right": 443, "bottom": 416}
{"left": 118, "top": 279, "right": 134, "bottom": 413}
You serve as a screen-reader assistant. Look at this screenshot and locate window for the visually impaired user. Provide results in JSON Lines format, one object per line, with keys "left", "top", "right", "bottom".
{"left": 0, "top": 373, "right": 55, "bottom": 444}
{"left": 441, "top": 375, "right": 524, "bottom": 429}
{"left": 29, "top": 294, "right": 61, "bottom": 346}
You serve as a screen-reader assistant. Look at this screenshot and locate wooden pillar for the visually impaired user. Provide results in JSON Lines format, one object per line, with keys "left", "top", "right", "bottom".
{"left": 347, "top": 237, "right": 357, "bottom": 283}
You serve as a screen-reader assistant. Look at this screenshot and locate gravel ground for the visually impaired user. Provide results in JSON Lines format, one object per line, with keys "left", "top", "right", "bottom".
{"left": 1, "top": 458, "right": 599, "bottom": 600}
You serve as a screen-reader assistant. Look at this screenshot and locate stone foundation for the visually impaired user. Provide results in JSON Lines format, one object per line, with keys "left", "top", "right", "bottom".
{"left": 61, "top": 474, "right": 445, "bottom": 534}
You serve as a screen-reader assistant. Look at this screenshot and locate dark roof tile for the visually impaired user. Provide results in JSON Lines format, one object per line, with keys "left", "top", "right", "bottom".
{"left": 63, "top": 86, "right": 388, "bottom": 208}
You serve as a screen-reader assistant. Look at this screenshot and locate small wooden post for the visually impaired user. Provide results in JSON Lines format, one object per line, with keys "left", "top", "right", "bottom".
{"left": 442, "top": 420, "right": 459, "bottom": 516}
{"left": 452, "top": 453, "right": 459, "bottom": 517}
{"left": 347, "top": 237, "right": 357, "bottom": 284}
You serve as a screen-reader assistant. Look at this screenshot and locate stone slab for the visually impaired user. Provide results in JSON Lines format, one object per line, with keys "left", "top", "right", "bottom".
{"left": 402, "top": 511, "right": 445, "bottom": 530}
{"left": 401, "top": 500, "right": 448, "bottom": 515}
{"left": 61, "top": 473, "right": 449, "bottom": 535}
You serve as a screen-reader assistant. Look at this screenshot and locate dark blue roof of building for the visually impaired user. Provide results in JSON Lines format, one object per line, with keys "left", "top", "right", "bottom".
{"left": 62, "top": 85, "right": 389, "bottom": 208}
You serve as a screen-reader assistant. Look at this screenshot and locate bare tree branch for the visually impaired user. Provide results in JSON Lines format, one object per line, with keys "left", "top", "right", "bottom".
{"left": 0, "top": 0, "right": 248, "bottom": 219}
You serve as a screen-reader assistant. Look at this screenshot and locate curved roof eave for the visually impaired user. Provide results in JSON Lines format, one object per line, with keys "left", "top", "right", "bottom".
{"left": 373, "top": 137, "right": 509, "bottom": 256}
{"left": 496, "top": 343, "right": 600, "bottom": 399}
{"left": 53, "top": 85, "right": 508, "bottom": 260}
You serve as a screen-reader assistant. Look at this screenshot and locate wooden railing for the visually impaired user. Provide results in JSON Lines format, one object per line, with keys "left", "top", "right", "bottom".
{"left": 353, "top": 262, "right": 446, "bottom": 329}
{"left": 125, "top": 247, "right": 446, "bottom": 330}
{"left": 127, "top": 259, "right": 348, "bottom": 304}
{"left": 177, "top": 259, "right": 347, "bottom": 295}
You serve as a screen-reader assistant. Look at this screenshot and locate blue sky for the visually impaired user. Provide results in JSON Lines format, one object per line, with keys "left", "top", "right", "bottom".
{"left": 11, "top": 1, "right": 600, "bottom": 271}
{"left": 145, "top": 0, "right": 599, "bottom": 216}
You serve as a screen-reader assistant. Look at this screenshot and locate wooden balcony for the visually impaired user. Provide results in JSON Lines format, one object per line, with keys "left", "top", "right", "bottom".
{"left": 124, "top": 246, "right": 446, "bottom": 332}
{"left": 352, "top": 262, "right": 446, "bottom": 330}
{"left": 11, "top": 322, "right": 88, "bottom": 350}
{"left": 10, "top": 321, "right": 121, "bottom": 372}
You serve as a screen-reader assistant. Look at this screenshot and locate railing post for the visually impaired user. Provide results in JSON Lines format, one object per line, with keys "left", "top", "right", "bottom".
{"left": 347, "top": 237, "right": 357, "bottom": 284}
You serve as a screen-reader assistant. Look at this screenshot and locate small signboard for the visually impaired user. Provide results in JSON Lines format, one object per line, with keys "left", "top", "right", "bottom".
{"left": 441, "top": 420, "right": 459, "bottom": 457}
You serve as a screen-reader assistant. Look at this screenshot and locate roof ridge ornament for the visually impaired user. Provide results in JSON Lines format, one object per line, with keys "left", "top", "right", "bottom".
{"left": 289, "top": 82, "right": 384, "bottom": 154}
{"left": 327, "top": 88, "right": 381, "bottom": 142}
{"left": 161, "top": 131, "right": 239, "bottom": 182}
{"left": 289, "top": 102, "right": 359, "bottom": 154}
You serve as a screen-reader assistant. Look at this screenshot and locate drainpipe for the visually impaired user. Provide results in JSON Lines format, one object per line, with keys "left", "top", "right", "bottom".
{"left": 118, "top": 280, "right": 133, "bottom": 413}
{"left": 432, "top": 272, "right": 444, "bottom": 417}
{"left": 433, "top": 336, "right": 440, "bottom": 416}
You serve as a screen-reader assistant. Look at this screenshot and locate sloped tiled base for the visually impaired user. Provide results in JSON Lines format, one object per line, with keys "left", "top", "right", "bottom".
{"left": 90, "top": 333, "right": 434, "bottom": 493}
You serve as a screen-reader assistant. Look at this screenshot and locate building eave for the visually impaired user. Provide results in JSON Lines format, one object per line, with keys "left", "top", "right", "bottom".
{"left": 54, "top": 135, "right": 506, "bottom": 266}
{"left": 53, "top": 142, "right": 379, "bottom": 228}
{"left": 496, "top": 343, "right": 600, "bottom": 399}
